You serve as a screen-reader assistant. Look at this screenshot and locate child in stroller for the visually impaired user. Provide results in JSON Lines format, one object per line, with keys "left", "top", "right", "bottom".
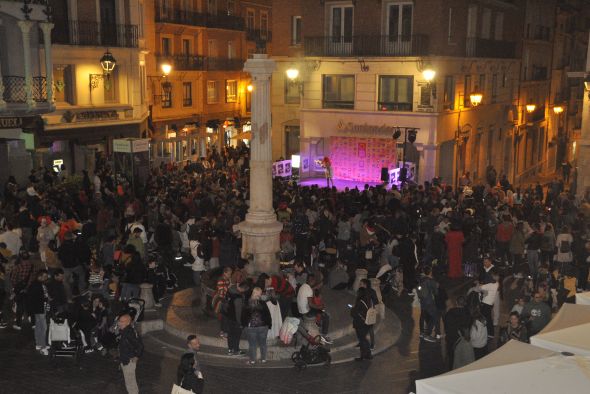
{"left": 280, "top": 317, "right": 331, "bottom": 370}
{"left": 76, "top": 295, "right": 112, "bottom": 354}
{"left": 47, "top": 312, "right": 85, "bottom": 360}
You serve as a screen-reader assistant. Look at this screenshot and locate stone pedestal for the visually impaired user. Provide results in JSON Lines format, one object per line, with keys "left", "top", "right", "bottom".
{"left": 575, "top": 34, "right": 590, "bottom": 199}
{"left": 139, "top": 283, "right": 155, "bottom": 310}
{"left": 239, "top": 54, "right": 282, "bottom": 274}
{"left": 301, "top": 314, "right": 320, "bottom": 338}
{"left": 352, "top": 269, "right": 368, "bottom": 293}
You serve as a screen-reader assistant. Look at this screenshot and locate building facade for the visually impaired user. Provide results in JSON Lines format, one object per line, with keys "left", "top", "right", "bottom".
{"left": 271, "top": 0, "right": 523, "bottom": 186}
{"left": 0, "top": 0, "right": 55, "bottom": 185}
{"left": 146, "top": 0, "right": 271, "bottom": 165}
{"left": 39, "top": 0, "right": 148, "bottom": 174}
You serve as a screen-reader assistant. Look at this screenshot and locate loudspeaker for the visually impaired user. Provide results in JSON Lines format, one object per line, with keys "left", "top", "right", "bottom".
{"left": 381, "top": 167, "right": 389, "bottom": 182}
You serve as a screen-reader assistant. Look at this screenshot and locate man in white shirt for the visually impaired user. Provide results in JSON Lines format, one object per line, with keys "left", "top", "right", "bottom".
{"left": 296, "top": 276, "right": 314, "bottom": 315}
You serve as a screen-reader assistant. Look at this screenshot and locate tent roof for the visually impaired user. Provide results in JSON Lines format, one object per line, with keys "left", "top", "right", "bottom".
{"left": 416, "top": 353, "right": 590, "bottom": 394}
{"left": 531, "top": 322, "right": 590, "bottom": 356}
{"left": 540, "top": 303, "right": 590, "bottom": 333}
{"left": 446, "top": 340, "right": 557, "bottom": 376}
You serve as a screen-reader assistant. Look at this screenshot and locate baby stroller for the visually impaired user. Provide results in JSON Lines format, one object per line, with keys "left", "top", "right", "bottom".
{"left": 110, "top": 298, "right": 145, "bottom": 336}
{"left": 290, "top": 325, "right": 331, "bottom": 370}
{"left": 377, "top": 263, "right": 403, "bottom": 296}
{"left": 47, "top": 313, "right": 84, "bottom": 361}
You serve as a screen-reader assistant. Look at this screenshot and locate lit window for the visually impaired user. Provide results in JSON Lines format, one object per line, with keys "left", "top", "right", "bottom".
{"left": 225, "top": 80, "right": 237, "bottom": 103}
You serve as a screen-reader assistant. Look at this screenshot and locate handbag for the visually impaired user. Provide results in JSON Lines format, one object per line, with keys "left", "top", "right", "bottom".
{"left": 171, "top": 383, "right": 194, "bottom": 394}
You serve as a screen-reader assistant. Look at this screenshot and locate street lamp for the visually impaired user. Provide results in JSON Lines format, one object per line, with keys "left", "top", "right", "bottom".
{"left": 553, "top": 105, "right": 564, "bottom": 114}
{"left": 161, "top": 62, "right": 172, "bottom": 76}
{"left": 469, "top": 90, "right": 483, "bottom": 107}
{"left": 422, "top": 67, "right": 436, "bottom": 83}
{"left": 247, "top": 84, "right": 253, "bottom": 92}
{"left": 89, "top": 50, "right": 117, "bottom": 103}
{"left": 286, "top": 67, "right": 300, "bottom": 81}
{"left": 151, "top": 63, "right": 173, "bottom": 104}
{"left": 526, "top": 103, "right": 536, "bottom": 113}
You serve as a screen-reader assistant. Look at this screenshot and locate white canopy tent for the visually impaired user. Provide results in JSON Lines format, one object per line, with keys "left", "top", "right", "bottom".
{"left": 530, "top": 303, "right": 590, "bottom": 355}
{"left": 416, "top": 341, "right": 590, "bottom": 394}
{"left": 575, "top": 291, "right": 590, "bottom": 305}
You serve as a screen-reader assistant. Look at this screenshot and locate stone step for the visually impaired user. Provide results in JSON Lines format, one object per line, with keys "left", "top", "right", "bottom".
{"left": 142, "top": 304, "right": 401, "bottom": 368}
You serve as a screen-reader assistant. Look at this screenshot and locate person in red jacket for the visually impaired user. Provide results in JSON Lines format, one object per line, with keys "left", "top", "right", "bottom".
{"left": 495, "top": 215, "right": 514, "bottom": 265}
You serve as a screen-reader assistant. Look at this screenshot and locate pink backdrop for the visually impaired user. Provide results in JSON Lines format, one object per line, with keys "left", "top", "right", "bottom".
{"left": 329, "top": 137, "right": 397, "bottom": 182}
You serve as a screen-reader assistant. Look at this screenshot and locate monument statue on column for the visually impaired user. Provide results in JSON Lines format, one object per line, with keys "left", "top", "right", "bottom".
{"left": 239, "top": 54, "right": 282, "bottom": 274}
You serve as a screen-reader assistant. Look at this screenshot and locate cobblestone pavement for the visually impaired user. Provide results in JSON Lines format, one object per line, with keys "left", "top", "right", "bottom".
{"left": 0, "top": 288, "right": 459, "bottom": 394}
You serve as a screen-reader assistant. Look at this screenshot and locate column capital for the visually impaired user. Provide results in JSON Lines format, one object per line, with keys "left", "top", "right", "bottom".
{"left": 39, "top": 22, "right": 55, "bottom": 35}
{"left": 243, "top": 54, "right": 276, "bottom": 78}
{"left": 17, "top": 20, "right": 35, "bottom": 34}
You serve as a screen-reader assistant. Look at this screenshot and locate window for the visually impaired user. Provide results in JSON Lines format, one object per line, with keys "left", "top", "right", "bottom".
{"left": 378, "top": 75, "right": 413, "bottom": 111}
{"left": 159, "top": 0, "right": 172, "bottom": 18}
{"left": 183, "top": 82, "right": 192, "bottom": 106}
{"left": 228, "top": 41, "right": 235, "bottom": 59}
{"left": 322, "top": 74, "right": 354, "bottom": 109}
{"left": 443, "top": 75, "right": 455, "bottom": 110}
{"left": 182, "top": 39, "right": 191, "bottom": 55}
{"left": 330, "top": 5, "right": 353, "bottom": 43}
{"left": 481, "top": 8, "right": 491, "bottom": 39}
{"left": 208, "top": 0, "right": 217, "bottom": 15}
{"left": 104, "top": 68, "right": 118, "bottom": 103}
{"left": 162, "top": 82, "right": 172, "bottom": 108}
{"left": 162, "top": 37, "right": 171, "bottom": 56}
{"left": 285, "top": 79, "right": 301, "bottom": 104}
{"left": 53, "top": 65, "right": 74, "bottom": 104}
{"left": 246, "top": 9, "right": 255, "bottom": 30}
{"left": 260, "top": 11, "right": 269, "bottom": 34}
{"left": 138, "top": 3, "right": 144, "bottom": 38}
{"left": 447, "top": 8, "right": 454, "bottom": 44}
{"left": 387, "top": 2, "right": 412, "bottom": 40}
{"left": 491, "top": 74, "right": 498, "bottom": 103}
{"left": 419, "top": 84, "right": 433, "bottom": 107}
{"left": 494, "top": 13, "right": 504, "bottom": 40}
{"left": 285, "top": 126, "right": 300, "bottom": 159}
{"left": 292, "top": 16, "right": 302, "bottom": 45}
{"left": 181, "top": 0, "right": 191, "bottom": 13}
{"left": 225, "top": 80, "right": 237, "bottom": 103}
{"left": 139, "top": 64, "right": 146, "bottom": 105}
{"left": 479, "top": 74, "right": 486, "bottom": 96}
{"left": 208, "top": 39, "right": 217, "bottom": 57}
{"left": 464, "top": 75, "right": 472, "bottom": 107}
{"left": 227, "top": 0, "right": 235, "bottom": 15}
{"left": 207, "top": 81, "right": 218, "bottom": 103}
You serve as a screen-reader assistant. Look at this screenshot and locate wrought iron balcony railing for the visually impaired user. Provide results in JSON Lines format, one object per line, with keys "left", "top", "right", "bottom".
{"left": 155, "top": 8, "right": 245, "bottom": 31}
{"left": 246, "top": 29, "right": 272, "bottom": 42}
{"left": 465, "top": 37, "right": 517, "bottom": 59}
{"left": 2, "top": 76, "right": 47, "bottom": 103}
{"left": 51, "top": 20, "right": 139, "bottom": 48}
{"left": 304, "top": 35, "right": 429, "bottom": 57}
{"left": 156, "top": 55, "right": 244, "bottom": 72}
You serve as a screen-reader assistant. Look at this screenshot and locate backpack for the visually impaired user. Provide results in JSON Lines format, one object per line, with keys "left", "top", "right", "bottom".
{"left": 361, "top": 300, "right": 377, "bottom": 326}
{"left": 417, "top": 278, "right": 432, "bottom": 303}
{"left": 559, "top": 240, "right": 571, "bottom": 253}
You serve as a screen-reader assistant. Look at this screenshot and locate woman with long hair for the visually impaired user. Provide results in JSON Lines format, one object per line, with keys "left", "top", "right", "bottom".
{"left": 176, "top": 353, "right": 204, "bottom": 393}
{"left": 241, "top": 287, "right": 272, "bottom": 365}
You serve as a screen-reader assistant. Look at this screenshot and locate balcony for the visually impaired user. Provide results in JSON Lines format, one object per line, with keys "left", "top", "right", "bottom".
{"left": 156, "top": 55, "right": 244, "bottom": 72}
{"left": 157, "top": 54, "right": 207, "bottom": 71}
{"left": 51, "top": 20, "right": 139, "bottom": 48}
{"left": 465, "top": 37, "right": 517, "bottom": 58}
{"left": 155, "top": 8, "right": 245, "bottom": 31}
{"left": 304, "top": 35, "right": 429, "bottom": 57}
{"left": 246, "top": 29, "right": 272, "bottom": 42}
{"left": 2, "top": 76, "right": 47, "bottom": 103}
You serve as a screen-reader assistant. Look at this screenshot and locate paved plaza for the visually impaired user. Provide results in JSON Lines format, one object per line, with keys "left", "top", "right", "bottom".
{"left": 0, "top": 290, "right": 450, "bottom": 394}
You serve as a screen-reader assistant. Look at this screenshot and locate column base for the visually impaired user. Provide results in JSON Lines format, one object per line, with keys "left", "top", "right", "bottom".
{"left": 239, "top": 219, "right": 283, "bottom": 275}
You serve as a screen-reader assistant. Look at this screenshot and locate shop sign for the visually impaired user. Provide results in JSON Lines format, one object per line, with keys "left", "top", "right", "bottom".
{"left": 336, "top": 120, "right": 397, "bottom": 136}
{"left": 76, "top": 110, "right": 119, "bottom": 122}
{"left": 0, "top": 117, "right": 23, "bottom": 129}
{"left": 113, "top": 139, "right": 132, "bottom": 153}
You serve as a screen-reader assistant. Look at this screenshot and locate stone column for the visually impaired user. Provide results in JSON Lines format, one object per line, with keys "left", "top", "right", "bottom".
{"left": 17, "top": 21, "right": 36, "bottom": 109}
{"left": 576, "top": 32, "right": 590, "bottom": 199}
{"left": 239, "top": 54, "right": 282, "bottom": 274}
{"left": 352, "top": 269, "right": 368, "bottom": 292}
{"left": 370, "top": 278, "right": 385, "bottom": 319}
{"left": 39, "top": 22, "right": 55, "bottom": 105}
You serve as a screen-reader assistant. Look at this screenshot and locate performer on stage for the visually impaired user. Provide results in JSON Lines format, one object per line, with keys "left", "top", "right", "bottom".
{"left": 321, "top": 156, "right": 333, "bottom": 188}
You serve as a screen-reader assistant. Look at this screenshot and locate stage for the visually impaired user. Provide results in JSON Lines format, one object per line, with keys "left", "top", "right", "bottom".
{"left": 298, "top": 177, "right": 385, "bottom": 191}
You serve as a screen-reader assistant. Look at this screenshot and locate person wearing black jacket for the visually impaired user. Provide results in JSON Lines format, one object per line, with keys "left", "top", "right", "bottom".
{"left": 443, "top": 296, "right": 471, "bottom": 368}
{"left": 46, "top": 268, "right": 68, "bottom": 314}
{"left": 26, "top": 269, "right": 50, "bottom": 355}
{"left": 351, "top": 287, "right": 373, "bottom": 361}
{"left": 177, "top": 353, "right": 204, "bottom": 394}
{"left": 58, "top": 232, "right": 86, "bottom": 301}
{"left": 224, "top": 282, "right": 248, "bottom": 356}
{"left": 118, "top": 314, "right": 143, "bottom": 394}
{"left": 241, "top": 287, "right": 272, "bottom": 365}
{"left": 121, "top": 246, "right": 145, "bottom": 302}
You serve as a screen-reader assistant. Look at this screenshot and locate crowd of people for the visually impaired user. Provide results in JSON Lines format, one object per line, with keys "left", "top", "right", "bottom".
{"left": 1, "top": 142, "right": 589, "bottom": 393}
